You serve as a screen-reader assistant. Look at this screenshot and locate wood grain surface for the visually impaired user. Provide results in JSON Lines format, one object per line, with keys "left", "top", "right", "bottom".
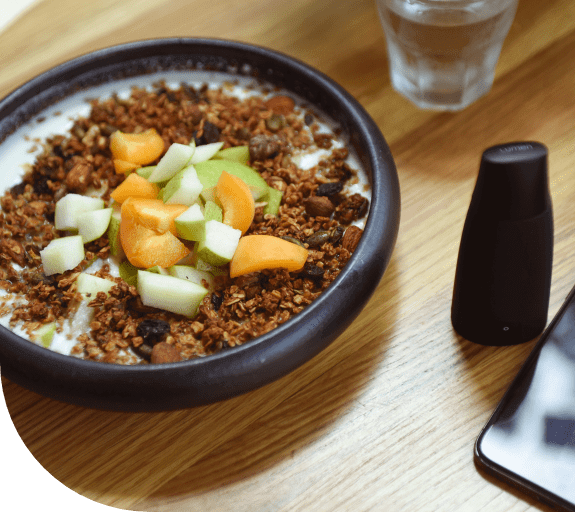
{"left": 2, "top": 0, "right": 575, "bottom": 510}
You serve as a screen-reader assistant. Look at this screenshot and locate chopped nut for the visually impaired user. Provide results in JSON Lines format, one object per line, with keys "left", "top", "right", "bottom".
{"left": 342, "top": 225, "right": 363, "bottom": 253}
{"left": 303, "top": 196, "right": 335, "bottom": 217}
{"left": 65, "top": 162, "right": 92, "bottom": 193}
{"left": 265, "top": 95, "right": 295, "bottom": 116}
{"left": 249, "top": 134, "right": 282, "bottom": 161}
{"left": 266, "top": 114, "right": 286, "bottom": 132}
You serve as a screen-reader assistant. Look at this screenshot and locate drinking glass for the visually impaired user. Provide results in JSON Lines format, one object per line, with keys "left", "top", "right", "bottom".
{"left": 376, "top": 0, "right": 519, "bottom": 110}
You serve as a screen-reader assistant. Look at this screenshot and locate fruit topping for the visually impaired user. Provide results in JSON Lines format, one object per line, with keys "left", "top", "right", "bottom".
{"left": 110, "top": 128, "right": 165, "bottom": 167}
{"left": 230, "top": 235, "right": 308, "bottom": 278}
{"left": 110, "top": 173, "right": 160, "bottom": 203}
{"left": 216, "top": 170, "right": 255, "bottom": 234}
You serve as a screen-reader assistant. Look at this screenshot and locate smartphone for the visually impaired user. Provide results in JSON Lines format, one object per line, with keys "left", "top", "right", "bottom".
{"left": 476, "top": 283, "right": 575, "bottom": 511}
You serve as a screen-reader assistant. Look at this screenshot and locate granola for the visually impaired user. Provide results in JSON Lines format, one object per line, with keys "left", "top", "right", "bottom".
{"left": 0, "top": 77, "right": 370, "bottom": 364}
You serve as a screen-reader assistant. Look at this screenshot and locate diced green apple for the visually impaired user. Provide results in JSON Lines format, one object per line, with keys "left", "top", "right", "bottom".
{"left": 174, "top": 251, "right": 197, "bottom": 266}
{"left": 54, "top": 194, "right": 105, "bottom": 231}
{"left": 250, "top": 185, "right": 269, "bottom": 201}
{"left": 213, "top": 145, "right": 250, "bottom": 165}
{"left": 40, "top": 235, "right": 85, "bottom": 275}
{"left": 199, "top": 183, "right": 265, "bottom": 204}
{"left": 203, "top": 200, "right": 223, "bottom": 222}
{"left": 148, "top": 143, "right": 195, "bottom": 183}
{"left": 182, "top": 245, "right": 226, "bottom": 276}
{"left": 136, "top": 166, "right": 156, "bottom": 180}
{"left": 196, "top": 220, "right": 241, "bottom": 266}
{"left": 137, "top": 166, "right": 169, "bottom": 190}
{"left": 77, "top": 207, "right": 113, "bottom": 243}
{"left": 195, "top": 159, "right": 269, "bottom": 206}
{"left": 107, "top": 204, "right": 124, "bottom": 257}
{"left": 263, "top": 187, "right": 283, "bottom": 215}
{"left": 189, "top": 142, "right": 224, "bottom": 164}
{"left": 168, "top": 265, "right": 215, "bottom": 291}
{"left": 162, "top": 165, "right": 203, "bottom": 205}
{"left": 76, "top": 272, "right": 116, "bottom": 298}
{"left": 194, "top": 257, "right": 227, "bottom": 276}
{"left": 119, "top": 260, "right": 138, "bottom": 287}
{"left": 175, "top": 203, "right": 205, "bottom": 241}
{"left": 194, "top": 159, "right": 269, "bottom": 194}
{"left": 199, "top": 186, "right": 216, "bottom": 204}
{"left": 33, "top": 322, "right": 56, "bottom": 348}
{"left": 146, "top": 265, "right": 169, "bottom": 275}
{"left": 137, "top": 270, "right": 208, "bottom": 317}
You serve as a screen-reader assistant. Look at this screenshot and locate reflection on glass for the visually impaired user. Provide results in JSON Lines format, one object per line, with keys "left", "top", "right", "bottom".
{"left": 478, "top": 291, "right": 575, "bottom": 505}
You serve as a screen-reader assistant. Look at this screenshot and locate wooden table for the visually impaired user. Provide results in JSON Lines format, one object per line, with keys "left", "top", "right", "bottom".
{"left": 2, "top": 0, "right": 574, "bottom": 510}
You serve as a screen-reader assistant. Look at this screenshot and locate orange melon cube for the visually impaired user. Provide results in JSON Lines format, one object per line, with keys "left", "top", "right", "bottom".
{"left": 216, "top": 171, "right": 255, "bottom": 234}
{"left": 113, "top": 159, "right": 140, "bottom": 174}
{"left": 110, "top": 128, "right": 165, "bottom": 166}
{"left": 230, "top": 235, "right": 308, "bottom": 278}
{"left": 121, "top": 225, "right": 190, "bottom": 269}
{"left": 120, "top": 198, "right": 190, "bottom": 268}
{"left": 121, "top": 198, "right": 187, "bottom": 235}
{"left": 110, "top": 173, "right": 160, "bottom": 204}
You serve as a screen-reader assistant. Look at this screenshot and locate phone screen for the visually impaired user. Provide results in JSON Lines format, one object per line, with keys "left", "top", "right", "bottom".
{"left": 476, "top": 284, "right": 575, "bottom": 511}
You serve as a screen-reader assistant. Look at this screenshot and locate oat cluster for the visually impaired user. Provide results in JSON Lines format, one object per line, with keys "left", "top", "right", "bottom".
{"left": 0, "top": 80, "right": 368, "bottom": 364}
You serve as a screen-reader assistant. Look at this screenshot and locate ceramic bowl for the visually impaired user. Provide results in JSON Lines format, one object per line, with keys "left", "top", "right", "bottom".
{"left": 0, "top": 38, "right": 400, "bottom": 411}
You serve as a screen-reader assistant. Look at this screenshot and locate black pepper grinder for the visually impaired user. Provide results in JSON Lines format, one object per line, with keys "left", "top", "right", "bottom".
{"left": 451, "top": 142, "right": 553, "bottom": 346}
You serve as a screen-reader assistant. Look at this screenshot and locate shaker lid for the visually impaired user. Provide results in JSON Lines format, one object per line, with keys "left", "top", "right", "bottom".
{"left": 471, "top": 141, "right": 550, "bottom": 220}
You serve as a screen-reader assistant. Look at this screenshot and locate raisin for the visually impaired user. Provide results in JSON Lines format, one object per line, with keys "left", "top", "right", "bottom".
{"left": 300, "top": 262, "right": 325, "bottom": 280}
{"left": 9, "top": 182, "right": 27, "bottom": 197}
{"left": 304, "top": 113, "right": 314, "bottom": 126}
{"left": 181, "top": 83, "right": 201, "bottom": 102}
{"left": 52, "top": 144, "right": 65, "bottom": 159}
{"left": 192, "top": 131, "right": 202, "bottom": 145}
{"left": 316, "top": 181, "right": 343, "bottom": 197}
{"left": 156, "top": 87, "right": 177, "bottom": 103}
{"left": 326, "top": 162, "right": 352, "bottom": 181}
{"left": 44, "top": 205, "right": 55, "bottom": 223}
{"left": 32, "top": 175, "right": 52, "bottom": 195}
{"left": 305, "top": 231, "right": 330, "bottom": 248}
{"left": 357, "top": 197, "right": 369, "bottom": 219}
{"left": 329, "top": 226, "right": 345, "bottom": 245}
{"left": 211, "top": 292, "right": 223, "bottom": 311}
{"left": 194, "top": 121, "right": 220, "bottom": 145}
{"left": 136, "top": 318, "right": 170, "bottom": 346}
{"left": 235, "top": 127, "right": 251, "bottom": 140}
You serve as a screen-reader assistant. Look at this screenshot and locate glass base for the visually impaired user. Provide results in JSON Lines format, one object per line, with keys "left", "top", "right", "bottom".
{"left": 390, "top": 69, "right": 494, "bottom": 111}
{"left": 391, "top": 59, "right": 493, "bottom": 111}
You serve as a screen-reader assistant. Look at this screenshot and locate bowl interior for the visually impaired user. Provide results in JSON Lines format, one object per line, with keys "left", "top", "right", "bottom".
{"left": 0, "top": 38, "right": 400, "bottom": 411}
